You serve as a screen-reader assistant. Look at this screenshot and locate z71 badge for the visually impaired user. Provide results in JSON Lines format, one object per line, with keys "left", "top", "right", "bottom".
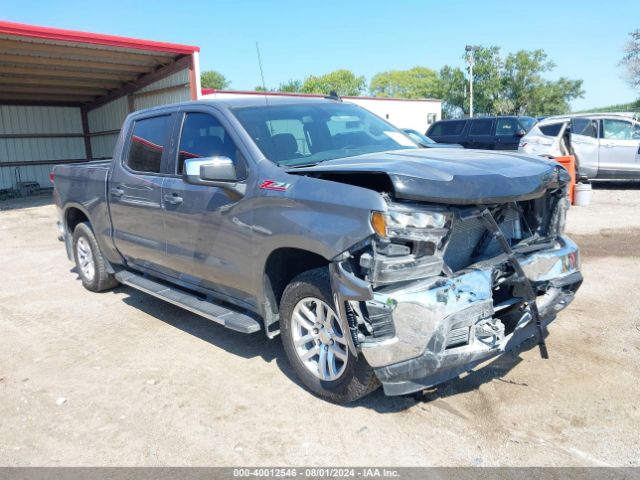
{"left": 259, "top": 180, "right": 291, "bottom": 191}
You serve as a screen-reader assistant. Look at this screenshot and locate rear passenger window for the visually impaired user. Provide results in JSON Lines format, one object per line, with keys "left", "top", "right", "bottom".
{"left": 539, "top": 123, "right": 563, "bottom": 137}
{"left": 429, "top": 120, "right": 466, "bottom": 136}
{"left": 126, "top": 115, "right": 171, "bottom": 173}
{"left": 469, "top": 119, "right": 493, "bottom": 135}
{"left": 177, "top": 112, "right": 243, "bottom": 175}
{"left": 571, "top": 118, "right": 597, "bottom": 138}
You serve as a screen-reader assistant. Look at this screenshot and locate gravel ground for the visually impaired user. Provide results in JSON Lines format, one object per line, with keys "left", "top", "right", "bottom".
{"left": 0, "top": 187, "right": 638, "bottom": 467}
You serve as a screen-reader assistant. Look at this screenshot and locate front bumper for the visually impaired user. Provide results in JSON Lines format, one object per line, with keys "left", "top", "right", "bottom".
{"left": 357, "top": 235, "right": 582, "bottom": 396}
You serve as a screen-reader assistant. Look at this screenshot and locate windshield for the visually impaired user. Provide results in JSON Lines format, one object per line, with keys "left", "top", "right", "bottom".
{"left": 232, "top": 102, "right": 419, "bottom": 167}
{"left": 519, "top": 117, "right": 537, "bottom": 132}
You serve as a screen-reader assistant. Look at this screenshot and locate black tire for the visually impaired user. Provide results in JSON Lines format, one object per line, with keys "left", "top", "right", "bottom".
{"left": 280, "top": 267, "right": 379, "bottom": 403}
{"left": 72, "top": 222, "right": 118, "bottom": 292}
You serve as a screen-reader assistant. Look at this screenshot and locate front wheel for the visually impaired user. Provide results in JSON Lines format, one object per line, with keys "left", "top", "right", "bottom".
{"left": 280, "top": 267, "right": 379, "bottom": 403}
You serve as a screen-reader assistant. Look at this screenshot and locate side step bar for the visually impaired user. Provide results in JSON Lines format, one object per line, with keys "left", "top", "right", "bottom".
{"left": 115, "top": 271, "right": 261, "bottom": 334}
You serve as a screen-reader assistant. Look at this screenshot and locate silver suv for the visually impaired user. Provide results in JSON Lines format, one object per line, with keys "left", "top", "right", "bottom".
{"left": 519, "top": 113, "right": 640, "bottom": 179}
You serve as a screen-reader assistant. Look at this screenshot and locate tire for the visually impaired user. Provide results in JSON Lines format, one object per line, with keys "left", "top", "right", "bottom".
{"left": 72, "top": 222, "right": 118, "bottom": 292}
{"left": 280, "top": 267, "right": 379, "bottom": 403}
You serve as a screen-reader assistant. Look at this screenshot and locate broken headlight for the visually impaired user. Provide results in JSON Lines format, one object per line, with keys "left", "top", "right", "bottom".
{"left": 549, "top": 195, "right": 570, "bottom": 237}
{"left": 362, "top": 204, "right": 452, "bottom": 285}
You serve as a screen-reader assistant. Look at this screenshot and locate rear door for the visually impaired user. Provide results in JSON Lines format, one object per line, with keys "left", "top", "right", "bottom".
{"left": 570, "top": 117, "right": 599, "bottom": 177}
{"left": 598, "top": 118, "right": 640, "bottom": 178}
{"left": 466, "top": 118, "right": 495, "bottom": 149}
{"left": 109, "top": 113, "right": 175, "bottom": 272}
{"left": 160, "top": 108, "right": 255, "bottom": 304}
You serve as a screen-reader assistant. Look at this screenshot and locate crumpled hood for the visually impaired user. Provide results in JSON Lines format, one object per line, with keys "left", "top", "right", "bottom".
{"left": 289, "top": 148, "right": 568, "bottom": 205}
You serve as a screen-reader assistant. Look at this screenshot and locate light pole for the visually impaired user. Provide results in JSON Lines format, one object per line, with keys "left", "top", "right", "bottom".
{"left": 465, "top": 45, "right": 475, "bottom": 118}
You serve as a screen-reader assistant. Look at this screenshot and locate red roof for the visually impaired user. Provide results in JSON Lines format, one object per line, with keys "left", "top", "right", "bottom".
{"left": 201, "top": 89, "right": 440, "bottom": 103}
{"left": 0, "top": 19, "right": 199, "bottom": 54}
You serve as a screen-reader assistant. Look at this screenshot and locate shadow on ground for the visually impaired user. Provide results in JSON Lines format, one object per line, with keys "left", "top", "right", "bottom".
{"left": 102, "top": 278, "right": 540, "bottom": 414}
{"left": 0, "top": 193, "right": 53, "bottom": 210}
{"left": 592, "top": 180, "right": 640, "bottom": 190}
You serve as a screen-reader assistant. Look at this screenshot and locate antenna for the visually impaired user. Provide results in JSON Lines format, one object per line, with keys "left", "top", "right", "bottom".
{"left": 256, "top": 41, "right": 268, "bottom": 94}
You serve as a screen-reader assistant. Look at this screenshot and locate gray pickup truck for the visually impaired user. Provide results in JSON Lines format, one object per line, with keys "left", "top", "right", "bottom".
{"left": 53, "top": 96, "right": 582, "bottom": 403}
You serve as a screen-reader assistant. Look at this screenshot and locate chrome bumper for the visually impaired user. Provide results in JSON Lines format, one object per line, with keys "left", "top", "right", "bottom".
{"left": 357, "top": 235, "right": 582, "bottom": 395}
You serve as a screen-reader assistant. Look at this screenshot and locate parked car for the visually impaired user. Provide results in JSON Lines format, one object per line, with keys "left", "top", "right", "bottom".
{"left": 426, "top": 116, "right": 537, "bottom": 150}
{"left": 401, "top": 128, "right": 463, "bottom": 149}
{"left": 53, "top": 97, "right": 581, "bottom": 403}
{"left": 519, "top": 113, "right": 640, "bottom": 179}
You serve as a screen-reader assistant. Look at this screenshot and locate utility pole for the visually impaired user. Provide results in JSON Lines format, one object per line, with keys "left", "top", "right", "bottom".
{"left": 465, "top": 45, "right": 475, "bottom": 118}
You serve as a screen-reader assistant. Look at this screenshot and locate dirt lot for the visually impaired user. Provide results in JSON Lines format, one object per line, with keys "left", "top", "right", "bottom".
{"left": 0, "top": 186, "right": 638, "bottom": 467}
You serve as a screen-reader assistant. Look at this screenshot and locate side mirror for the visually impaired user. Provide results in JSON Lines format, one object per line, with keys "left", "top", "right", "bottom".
{"left": 515, "top": 129, "right": 526, "bottom": 137}
{"left": 183, "top": 157, "right": 245, "bottom": 196}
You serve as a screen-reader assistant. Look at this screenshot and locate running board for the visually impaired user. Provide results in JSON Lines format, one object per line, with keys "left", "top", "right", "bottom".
{"left": 115, "top": 271, "right": 261, "bottom": 334}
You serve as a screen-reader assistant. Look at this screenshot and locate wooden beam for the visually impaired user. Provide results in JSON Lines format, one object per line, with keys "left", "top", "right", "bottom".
{"left": 85, "top": 54, "right": 192, "bottom": 111}
{"left": 0, "top": 158, "right": 98, "bottom": 167}
{"left": 0, "top": 133, "right": 83, "bottom": 139}
{"left": 0, "top": 100, "right": 82, "bottom": 107}
{"left": 0, "top": 84, "right": 107, "bottom": 96}
{"left": 0, "top": 74, "right": 121, "bottom": 89}
{"left": 0, "top": 52, "right": 158, "bottom": 73}
{"left": 0, "top": 92, "right": 96, "bottom": 103}
{"left": 0, "top": 65, "right": 137, "bottom": 81}
{"left": 81, "top": 106, "right": 92, "bottom": 160}
{"left": 0, "top": 38, "right": 174, "bottom": 66}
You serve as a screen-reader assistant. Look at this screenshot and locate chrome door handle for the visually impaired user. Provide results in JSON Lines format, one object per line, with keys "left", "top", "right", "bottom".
{"left": 163, "top": 194, "right": 183, "bottom": 205}
{"left": 604, "top": 143, "right": 616, "bottom": 148}
{"left": 110, "top": 187, "right": 124, "bottom": 197}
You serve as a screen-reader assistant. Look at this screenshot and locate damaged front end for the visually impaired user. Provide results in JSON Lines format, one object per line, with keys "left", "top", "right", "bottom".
{"left": 329, "top": 171, "right": 582, "bottom": 396}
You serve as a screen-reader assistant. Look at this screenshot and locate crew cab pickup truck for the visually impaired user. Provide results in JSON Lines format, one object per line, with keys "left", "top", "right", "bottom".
{"left": 53, "top": 97, "right": 582, "bottom": 403}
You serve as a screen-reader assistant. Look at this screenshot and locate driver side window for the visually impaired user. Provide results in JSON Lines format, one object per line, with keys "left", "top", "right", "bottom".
{"left": 177, "top": 112, "right": 244, "bottom": 175}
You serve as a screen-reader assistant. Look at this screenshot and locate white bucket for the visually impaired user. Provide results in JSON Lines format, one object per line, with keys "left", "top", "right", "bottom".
{"left": 573, "top": 183, "right": 592, "bottom": 207}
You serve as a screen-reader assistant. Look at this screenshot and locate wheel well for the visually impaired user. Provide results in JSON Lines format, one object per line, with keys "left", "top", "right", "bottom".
{"left": 264, "top": 248, "right": 329, "bottom": 309}
{"left": 65, "top": 207, "right": 89, "bottom": 233}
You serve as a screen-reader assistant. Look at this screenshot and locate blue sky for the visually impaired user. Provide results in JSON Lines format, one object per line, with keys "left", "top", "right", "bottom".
{"left": 2, "top": 0, "right": 639, "bottom": 110}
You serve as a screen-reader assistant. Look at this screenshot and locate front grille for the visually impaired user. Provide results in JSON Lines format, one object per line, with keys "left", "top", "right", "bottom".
{"left": 443, "top": 207, "right": 524, "bottom": 272}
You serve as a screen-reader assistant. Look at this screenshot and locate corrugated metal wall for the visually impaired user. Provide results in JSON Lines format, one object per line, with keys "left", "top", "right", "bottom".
{"left": 87, "top": 96, "right": 127, "bottom": 159}
{"left": 0, "top": 66, "right": 191, "bottom": 192}
{"left": 0, "top": 105, "right": 85, "bottom": 190}
{"left": 87, "top": 69, "right": 191, "bottom": 159}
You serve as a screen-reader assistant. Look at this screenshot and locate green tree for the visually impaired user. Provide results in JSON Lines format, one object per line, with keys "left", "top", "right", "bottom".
{"left": 439, "top": 46, "right": 583, "bottom": 116}
{"left": 369, "top": 66, "right": 440, "bottom": 99}
{"left": 300, "top": 69, "right": 366, "bottom": 96}
{"left": 200, "top": 70, "right": 230, "bottom": 90}
{"left": 620, "top": 30, "right": 640, "bottom": 91}
{"left": 438, "top": 65, "right": 467, "bottom": 118}
{"left": 278, "top": 79, "right": 303, "bottom": 93}
{"left": 502, "top": 49, "right": 583, "bottom": 116}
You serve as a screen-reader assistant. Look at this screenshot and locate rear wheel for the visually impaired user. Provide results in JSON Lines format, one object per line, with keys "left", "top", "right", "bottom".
{"left": 280, "top": 267, "right": 379, "bottom": 403}
{"left": 72, "top": 222, "right": 118, "bottom": 292}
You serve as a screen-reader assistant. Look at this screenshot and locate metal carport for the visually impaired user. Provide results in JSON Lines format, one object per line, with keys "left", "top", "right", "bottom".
{"left": 0, "top": 20, "right": 201, "bottom": 194}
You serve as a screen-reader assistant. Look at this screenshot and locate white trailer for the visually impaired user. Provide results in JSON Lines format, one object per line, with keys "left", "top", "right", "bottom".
{"left": 202, "top": 90, "right": 442, "bottom": 134}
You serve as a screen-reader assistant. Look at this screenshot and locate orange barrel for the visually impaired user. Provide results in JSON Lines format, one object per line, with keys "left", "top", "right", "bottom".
{"left": 554, "top": 155, "right": 576, "bottom": 204}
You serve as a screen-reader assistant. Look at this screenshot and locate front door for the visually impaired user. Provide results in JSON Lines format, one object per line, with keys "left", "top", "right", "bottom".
{"left": 598, "top": 118, "right": 640, "bottom": 178}
{"left": 494, "top": 117, "right": 521, "bottom": 150}
{"left": 160, "top": 109, "right": 255, "bottom": 305}
{"left": 109, "top": 113, "right": 174, "bottom": 273}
